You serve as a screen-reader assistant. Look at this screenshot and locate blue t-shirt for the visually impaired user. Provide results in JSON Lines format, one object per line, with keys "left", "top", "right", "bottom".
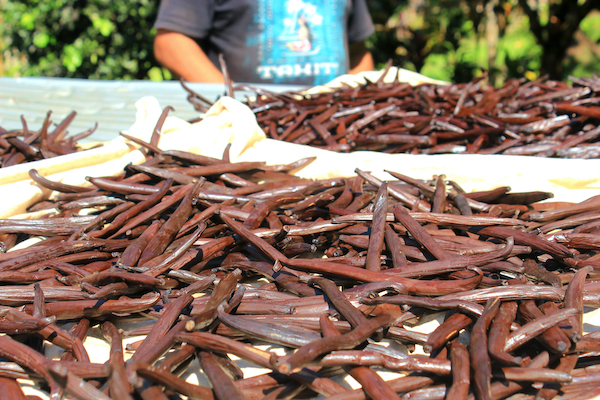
{"left": 154, "top": 0, "right": 374, "bottom": 85}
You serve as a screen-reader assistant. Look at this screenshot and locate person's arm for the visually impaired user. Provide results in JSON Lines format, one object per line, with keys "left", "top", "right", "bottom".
{"left": 348, "top": 41, "right": 374, "bottom": 74}
{"left": 154, "top": 29, "right": 225, "bottom": 83}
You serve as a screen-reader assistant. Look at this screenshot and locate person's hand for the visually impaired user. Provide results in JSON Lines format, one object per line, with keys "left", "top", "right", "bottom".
{"left": 154, "top": 29, "right": 225, "bottom": 83}
{"left": 348, "top": 41, "right": 374, "bottom": 74}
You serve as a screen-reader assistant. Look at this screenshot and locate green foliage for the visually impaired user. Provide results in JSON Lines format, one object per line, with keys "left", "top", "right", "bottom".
{"left": 581, "top": 12, "right": 600, "bottom": 43}
{"left": 566, "top": 11, "right": 600, "bottom": 80}
{"left": 366, "top": 0, "right": 482, "bottom": 82}
{"left": 1, "top": 0, "right": 598, "bottom": 84}
{"left": 496, "top": 13, "right": 541, "bottom": 81}
{"left": 0, "top": 0, "right": 170, "bottom": 80}
{"left": 367, "top": 0, "right": 599, "bottom": 84}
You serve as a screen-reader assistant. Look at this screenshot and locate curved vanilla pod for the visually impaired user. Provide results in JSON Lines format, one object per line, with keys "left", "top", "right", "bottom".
{"left": 271, "top": 314, "right": 392, "bottom": 374}
{"left": 564, "top": 265, "right": 593, "bottom": 336}
{"left": 174, "top": 331, "right": 350, "bottom": 396}
{"left": 142, "top": 222, "right": 207, "bottom": 277}
{"left": 199, "top": 351, "right": 246, "bottom": 400}
{"left": 148, "top": 105, "right": 174, "bottom": 148}
{"left": 86, "top": 176, "right": 163, "bottom": 195}
{"left": 111, "top": 182, "right": 190, "bottom": 238}
{"left": 216, "top": 303, "right": 320, "bottom": 347}
{"left": 476, "top": 225, "right": 572, "bottom": 260}
{"left": 425, "top": 312, "right": 474, "bottom": 354}
{"left": 23, "top": 292, "right": 161, "bottom": 320}
{"left": 138, "top": 178, "right": 204, "bottom": 265}
{"left": 0, "top": 316, "right": 55, "bottom": 335}
{"left": 361, "top": 294, "right": 484, "bottom": 317}
{"left": 0, "top": 334, "right": 62, "bottom": 399}
{"left": 384, "top": 224, "right": 409, "bottom": 268}
{"left": 539, "top": 301, "right": 580, "bottom": 343}
{"left": 0, "top": 216, "right": 95, "bottom": 236}
{"left": 219, "top": 212, "right": 290, "bottom": 263}
{"left": 516, "top": 300, "right": 571, "bottom": 353}
{"left": 186, "top": 270, "right": 241, "bottom": 332}
{"left": 470, "top": 297, "right": 500, "bottom": 400}
{"left": 505, "top": 307, "right": 578, "bottom": 352}
{"left": 446, "top": 340, "right": 470, "bottom": 400}
{"left": 29, "top": 168, "right": 91, "bottom": 193}
{"left": 317, "top": 349, "right": 450, "bottom": 375}
{"left": 287, "top": 257, "right": 484, "bottom": 296}
{"left": 129, "top": 361, "right": 214, "bottom": 400}
{"left": 306, "top": 276, "right": 369, "bottom": 330}
{"left": 0, "top": 240, "right": 104, "bottom": 273}
{"left": 493, "top": 367, "right": 572, "bottom": 383}
{"left": 117, "top": 220, "right": 162, "bottom": 268}
{"left": 535, "top": 353, "right": 580, "bottom": 400}
{"left": 320, "top": 314, "right": 401, "bottom": 400}
{"left": 344, "top": 281, "right": 408, "bottom": 297}
{"left": 527, "top": 195, "right": 600, "bottom": 222}
{"left": 488, "top": 301, "right": 523, "bottom": 366}
{"left": 480, "top": 351, "right": 550, "bottom": 400}
{"left": 69, "top": 201, "right": 135, "bottom": 240}
{"left": 242, "top": 194, "right": 303, "bottom": 229}
{"left": 382, "top": 237, "right": 514, "bottom": 278}
{"left": 102, "top": 321, "right": 134, "bottom": 400}
{"left": 365, "top": 182, "right": 389, "bottom": 271}
{"left": 356, "top": 168, "right": 429, "bottom": 212}
{"left": 393, "top": 203, "right": 451, "bottom": 260}
{"left": 132, "top": 293, "right": 194, "bottom": 363}
{"left": 93, "top": 178, "right": 174, "bottom": 239}
{"left": 437, "top": 285, "right": 563, "bottom": 303}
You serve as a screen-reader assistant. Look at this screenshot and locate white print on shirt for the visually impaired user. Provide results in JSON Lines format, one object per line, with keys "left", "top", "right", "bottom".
{"left": 257, "top": 62, "right": 340, "bottom": 79}
{"left": 281, "top": 0, "right": 323, "bottom": 54}
{"left": 251, "top": 0, "right": 347, "bottom": 84}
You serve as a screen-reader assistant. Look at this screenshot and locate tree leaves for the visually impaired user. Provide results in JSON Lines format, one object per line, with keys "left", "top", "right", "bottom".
{"left": 1, "top": 0, "right": 163, "bottom": 80}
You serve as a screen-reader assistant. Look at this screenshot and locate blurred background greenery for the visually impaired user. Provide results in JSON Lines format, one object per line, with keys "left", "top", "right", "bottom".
{"left": 1, "top": 0, "right": 598, "bottom": 85}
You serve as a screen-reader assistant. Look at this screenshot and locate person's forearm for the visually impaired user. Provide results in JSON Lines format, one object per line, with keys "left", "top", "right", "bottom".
{"left": 348, "top": 41, "right": 374, "bottom": 74}
{"left": 154, "top": 29, "right": 224, "bottom": 83}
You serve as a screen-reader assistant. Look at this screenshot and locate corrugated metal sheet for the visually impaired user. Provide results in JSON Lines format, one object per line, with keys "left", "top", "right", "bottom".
{"left": 0, "top": 77, "right": 301, "bottom": 143}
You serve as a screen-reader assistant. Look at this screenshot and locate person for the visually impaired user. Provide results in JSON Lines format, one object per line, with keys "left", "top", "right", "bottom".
{"left": 153, "top": 0, "right": 375, "bottom": 85}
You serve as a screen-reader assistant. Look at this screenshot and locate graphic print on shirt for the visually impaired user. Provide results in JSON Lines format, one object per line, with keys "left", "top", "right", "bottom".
{"left": 251, "top": 0, "right": 348, "bottom": 85}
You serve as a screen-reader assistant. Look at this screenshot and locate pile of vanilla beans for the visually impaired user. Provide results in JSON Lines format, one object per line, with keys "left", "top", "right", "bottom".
{"left": 184, "top": 72, "right": 600, "bottom": 157}
{"left": 0, "top": 111, "right": 96, "bottom": 168}
{"left": 1, "top": 143, "right": 600, "bottom": 400}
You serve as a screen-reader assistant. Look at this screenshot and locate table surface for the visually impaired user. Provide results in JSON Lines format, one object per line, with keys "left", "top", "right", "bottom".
{"left": 0, "top": 76, "right": 303, "bottom": 143}
{"left": 3, "top": 76, "right": 600, "bottom": 400}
